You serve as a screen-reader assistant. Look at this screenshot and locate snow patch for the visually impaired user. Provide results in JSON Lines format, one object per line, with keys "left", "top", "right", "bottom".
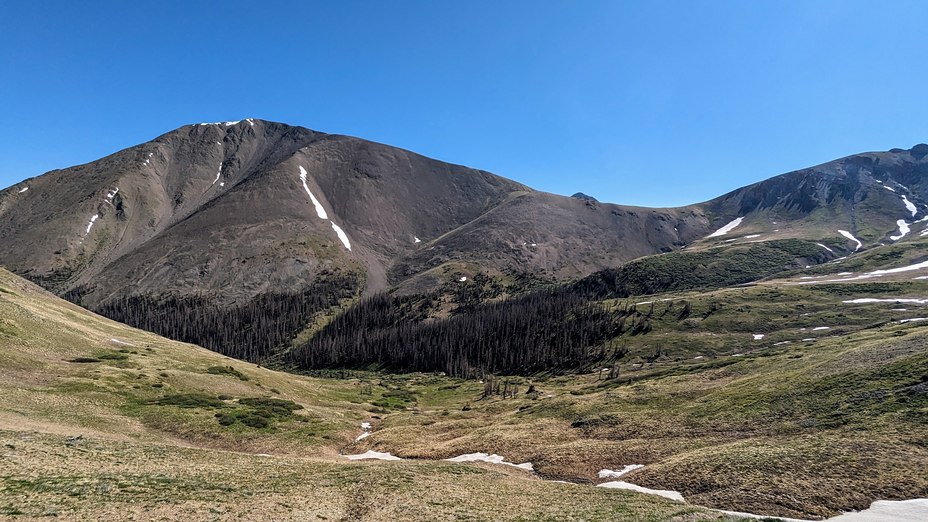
{"left": 812, "top": 326, "right": 831, "bottom": 331}
{"left": 106, "top": 188, "right": 119, "bottom": 200}
{"left": 901, "top": 195, "right": 918, "bottom": 217}
{"left": 84, "top": 214, "right": 99, "bottom": 235}
{"left": 773, "top": 341, "right": 791, "bottom": 346}
{"left": 298, "top": 165, "right": 328, "bottom": 219}
{"left": 823, "top": 499, "right": 928, "bottom": 521}
{"left": 843, "top": 298, "right": 928, "bottom": 305}
{"left": 883, "top": 185, "right": 896, "bottom": 193}
{"left": 18, "top": 186, "right": 28, "bottom": 193}
{"left": 838, "top": 230, "right": 862, "bottom": 251}
{"left": 816, "top": 243, "right": 835, "bottom": 254}
{"left": 900, "top": 318, "right": 928, "bottom": 324}
{"left": 330, "top": 222, "right": 351, "bottom": 250}
{"left": 707, "top": 217, "right": 743, "bottom": 238}
{"left": 110, "top": 338, "right": 134, "bottom": 346}
{"left": 752, "top": 334, "right": 765, "bottom": 340}
{"left": 596, "top": 481, "right": 685, "bottom": 502}
{"left": 344, "top": 451, "right": 402, "bottom": 461}
{"left": 212, "top": 162, "right": 223, "bottom": 186}
{"left": 598, "top": 465, "right": 644, "bottom": 478}
{"left": 445, "top": 453, "right": 533, "bottom": 471}
{"left": 743, "top": 234, "right": 761, "bottom": 239}
{"left": 414, "top": 236, "right": 421, "bottom": 243}
{"left": 870, "top": 260, "right": 928, "bottom": 275}
{"left": 890, "top": 220, "right": 910, "bottom": 241}
{"left": 459, "top": 276, "right": 468, "bottom": 282}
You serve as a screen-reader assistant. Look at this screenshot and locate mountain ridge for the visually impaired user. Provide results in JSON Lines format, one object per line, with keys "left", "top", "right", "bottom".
{"left": 1, "top": 119, "right": 927, "bottom": 362}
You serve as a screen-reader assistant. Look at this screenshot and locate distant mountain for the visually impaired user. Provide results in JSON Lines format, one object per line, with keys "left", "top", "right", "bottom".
{"left": 697, "top": 144, "right": 928, "bottom": 250}
{"left": 0, "top": 119, "right": 925, "bottom": 360}
{"left": 571, "top": 192, "right": 598, "bottom": 202}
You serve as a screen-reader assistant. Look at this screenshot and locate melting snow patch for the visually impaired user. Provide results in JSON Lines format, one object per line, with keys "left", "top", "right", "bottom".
{"left": 596, "top": 481, "right": 685, "bottom": 502}
{"left": 18, "top": 186, "right": 28, "bottom": 193}
{"left": 901, "top": 195, "right": 918, "bottom": 217}
{"left": 298, "top": 165, "right": 328, "bottom": 219}
{"left": 883, "top": 185, "right": 896, "bottom": 193}
{"left": 890, "top": 220, "right": 910, "bottom": 241}
{"left": 459, "top": 276, "right": 468, "bottom": 282}
{"left": 598, "top": 465, "right": 644, "bottom": 478}
{"left": 752, "top": 334, "right": 765, "bottom": 340}
{"left": 900, "top": 318, "right": 928, "bottom": 324}
{"left": 110, "top": 338, "right": 134, "bottom": 346}
{"left": 330, "top": 223, "right": 351, "bottom": 250}
{"left": 743, "top": 234, "right": 761, "bottom": 239}
{"left": 816, "top": 243, "right": 835, "bottom": 254}
{"left": 823, "top": 499, "right": 928, "bottom": 521}
{"left": 773, "top": 341, "right": 791, "bottom": 346}
{"left": 843, "top": 298, "right": 928, "bottom": 305}
{"left": 812, "top": 327, "right": 830, "bottom": 331}
{"left": 414, "top": 236, "right": 421, "bottom": 243}
{"left": 106, "top": 188, "right": 119, "bottom": 200}
{"left": 707, "top": 217, "right": 744, "bottom": 238}
{"left": 344, "top": 451, "right": 402, "bottom": 461}
{"left": 445, "top": 453, "right": 533, "bottom": 471}
{"left": 84, "top": 214, "right": 99, "bottom": 235}
{"left": 355, "top": 432, "right": 371, "bottom": 441}
{"left": 212, "top": 162, "right": 223, "bottom": 185}
{"left": 838, "top": 230, "right": 863, "bottom": 251}
{"left": 869, "top": 260, "right": 928, "bottom": 275}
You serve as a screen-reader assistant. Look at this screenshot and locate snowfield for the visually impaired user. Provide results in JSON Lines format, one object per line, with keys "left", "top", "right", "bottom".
{"left": 838, "top": 230, "right": 863, "bottom": 251}
{"left": 707, "top": 217, "right": 744, "bottom": 238}
{"left": 445, "top": 452, "right": 533, "bottom": 471}
{"left": 298, "top": 165, "right": 329, "bottom": 219}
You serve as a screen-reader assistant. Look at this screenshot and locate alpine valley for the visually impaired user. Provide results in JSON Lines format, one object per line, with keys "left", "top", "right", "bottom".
{"left": 1, "top": 120, "right": 927, "bottom": 520}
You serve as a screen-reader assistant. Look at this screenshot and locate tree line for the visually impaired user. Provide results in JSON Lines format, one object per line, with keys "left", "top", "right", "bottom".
{"left": 65, "top": 275, "right": 359, "bottom": 362}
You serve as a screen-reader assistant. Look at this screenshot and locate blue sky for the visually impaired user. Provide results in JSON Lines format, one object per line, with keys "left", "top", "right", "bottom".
{"left": 1, "top": 1, "right": 926, "bottom": 207}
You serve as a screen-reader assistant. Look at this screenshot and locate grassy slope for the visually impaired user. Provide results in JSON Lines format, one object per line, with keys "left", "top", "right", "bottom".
{"left": 355, "top": 271, "right": 928, "bottom": 519}
{"left": 3, "top": 235, "right": 928, "bottom": 520}
{"left": 0, "top": 268, "right": 721, "bottom": 521}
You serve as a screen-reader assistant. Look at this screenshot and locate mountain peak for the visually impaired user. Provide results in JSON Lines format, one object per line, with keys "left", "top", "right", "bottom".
{"left": 571, "top": 192, "right": 598, "bottom": 202}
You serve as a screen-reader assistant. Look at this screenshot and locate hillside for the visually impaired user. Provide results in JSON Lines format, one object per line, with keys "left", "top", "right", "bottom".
{"left": 1, "top": 123, "right": 926, "bottom": 367}
{"left": 0, "top": 267, "right": 731, "bottom": 521}
{"left": 3, "top": 248, "right": 928, "bottom": 519}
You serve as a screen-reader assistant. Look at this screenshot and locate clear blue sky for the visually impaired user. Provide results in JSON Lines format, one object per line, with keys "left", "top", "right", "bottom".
{"left": 1, "top": 1, "right": 926, "bottom": 207}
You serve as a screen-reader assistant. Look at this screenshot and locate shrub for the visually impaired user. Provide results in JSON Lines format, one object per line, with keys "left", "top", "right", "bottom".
{"left": 206, "top": 365, "right": 250, "bottom": 381}
{"left": 68, "top": 357, "right": 100, "bottom": 363}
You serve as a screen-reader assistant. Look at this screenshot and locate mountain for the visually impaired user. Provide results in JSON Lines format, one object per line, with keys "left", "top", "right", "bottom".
{"left": 698, "top": 144, "right": 928, "bottom": 249}
{"left": 0, "top": 119, "right": 712, "bottom": 301}
{"left": 0, "top": 119, "right": 926, "bottom": 362}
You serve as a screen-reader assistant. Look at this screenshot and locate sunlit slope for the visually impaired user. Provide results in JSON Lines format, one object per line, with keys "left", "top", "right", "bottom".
{"left": 0, "top": 267, "right": 726, "bottom": 521}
